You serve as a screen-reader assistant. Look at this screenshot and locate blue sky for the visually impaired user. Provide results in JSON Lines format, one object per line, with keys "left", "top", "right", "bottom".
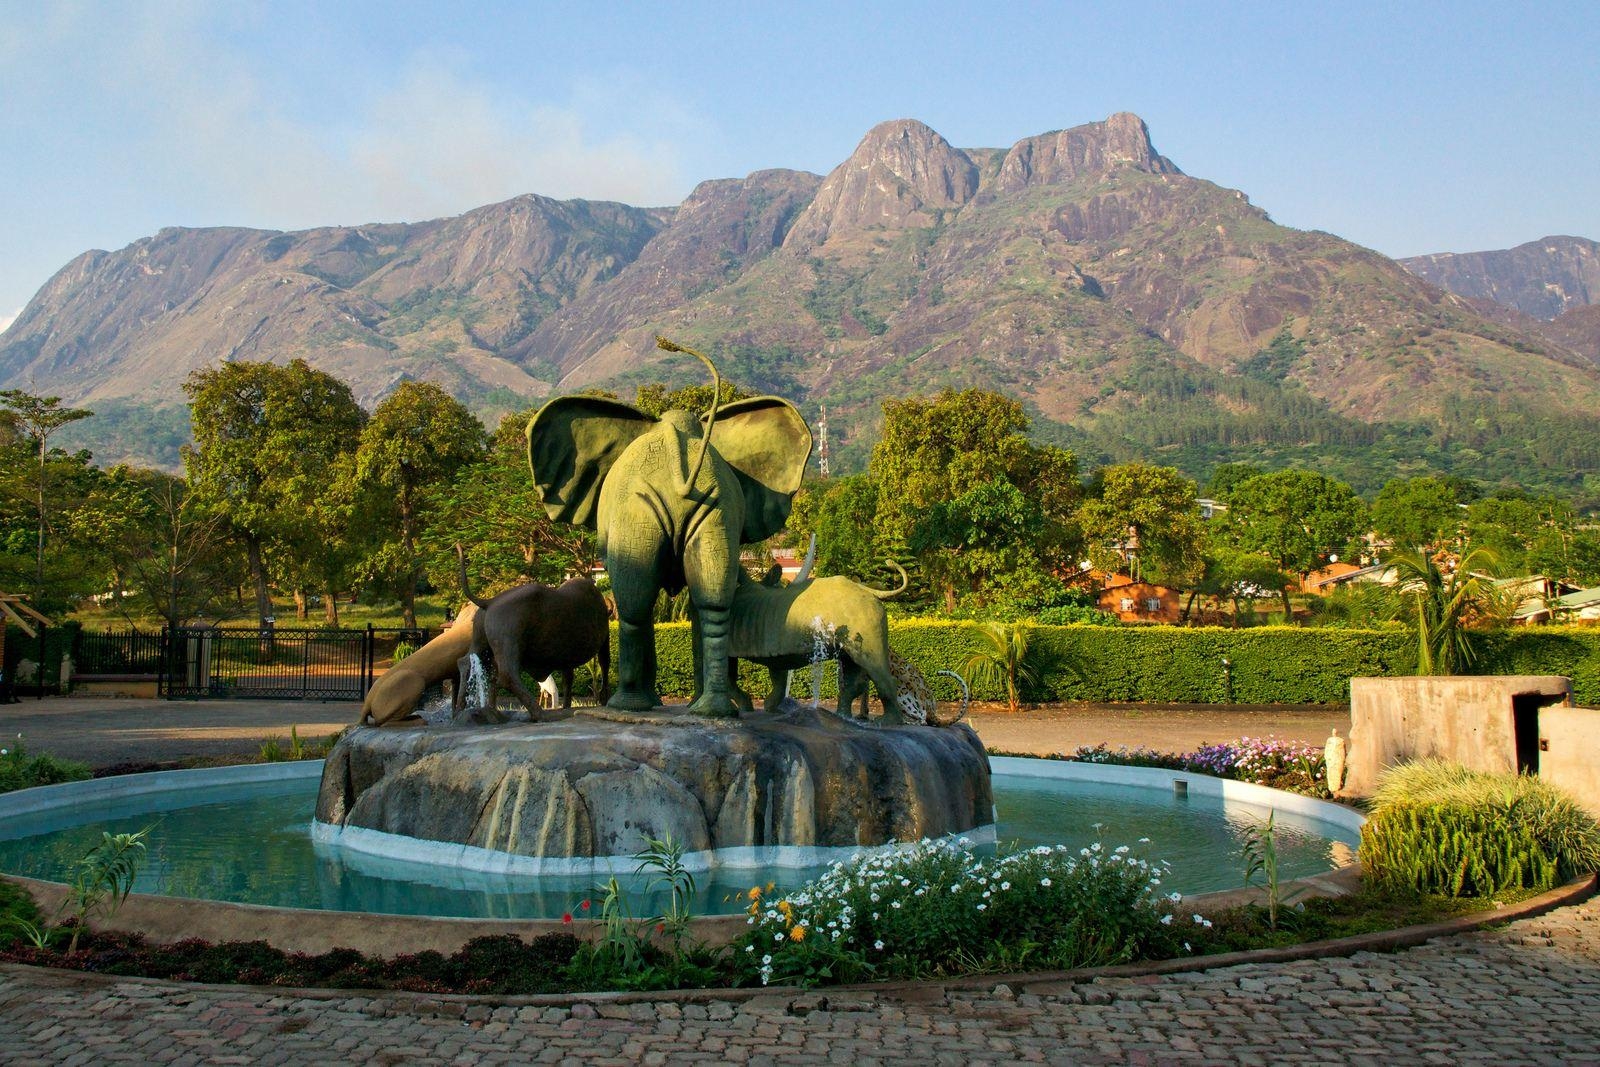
{"left": 2, "top": 1, "right": 1596, "bottom": 331}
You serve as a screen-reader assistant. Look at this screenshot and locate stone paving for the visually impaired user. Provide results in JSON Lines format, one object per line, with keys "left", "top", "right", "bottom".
{"left": 2, "top": 894, "right": 1597, "bottom": 1065}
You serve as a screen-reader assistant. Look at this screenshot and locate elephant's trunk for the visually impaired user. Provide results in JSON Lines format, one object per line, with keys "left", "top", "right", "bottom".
{"left": 456, "top": 543, "right": 490, "bottom": 611}
{"left": 655, "top": 335, "right": 720, "bottom": 490}
{"left": 867, "top": 560, "right": 910, "bottom": 600}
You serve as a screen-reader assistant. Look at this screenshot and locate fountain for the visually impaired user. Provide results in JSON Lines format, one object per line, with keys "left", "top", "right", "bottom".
{"left": 314, "top": 339, "right": 992, "bottom": 872}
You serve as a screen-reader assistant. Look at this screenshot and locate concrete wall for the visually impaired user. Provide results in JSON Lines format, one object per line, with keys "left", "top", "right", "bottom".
{"left": 1344, "top": 676, "right": 1570, "bottom": 795}
{"left": 1539, "top": 704, "right": 1600, "bottom": 819}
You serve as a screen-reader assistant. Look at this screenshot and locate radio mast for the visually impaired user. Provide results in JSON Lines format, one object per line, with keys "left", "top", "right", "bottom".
{"left": 816, "top": 405, "right": 831, "bottom": 478}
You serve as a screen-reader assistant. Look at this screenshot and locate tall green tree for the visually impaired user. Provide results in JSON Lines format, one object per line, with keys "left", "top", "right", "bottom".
{"left": 110, "top": 469, "right": 242, "bottom": 628}
{"left": 355, "top": 382, "right": 486, "bottom": 627}
{"left": 1371, "top": 476, "right": 1467, "bottom": 551}
{"left": 0, "top": 390, "right": 92, "bottom": 587}
{"left": 784, "top": 474, "right": 883, "bottom": 583}
{"left": 1076, "top": 463, "right": 1206, "bottom": 586}
{"left": 1222, "top": 469, "right": 1367, "bottom": 620}
{"left": 419, "top": 409, "right": 595, "bottom": 597}
{"left": 869, "top": 390, "right": 1078, "bottom": 611}
{"left": 183, "top": 360, "right": 365, "bottom": 626}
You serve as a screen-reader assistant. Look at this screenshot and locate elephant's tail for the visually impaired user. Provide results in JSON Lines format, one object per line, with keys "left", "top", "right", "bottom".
{"left": 867, "top": 560, "right": 910, "bottom": 600}
{"left": 456, "top": 543, "right": 491, "bottom": 611}
{"left": 656, "top": 335, "right": 719, "bottom": 489}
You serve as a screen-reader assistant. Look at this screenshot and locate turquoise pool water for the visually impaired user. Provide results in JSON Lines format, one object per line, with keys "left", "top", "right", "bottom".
{"left": 0, "top": 772, "right": 1358, "bottom": 920}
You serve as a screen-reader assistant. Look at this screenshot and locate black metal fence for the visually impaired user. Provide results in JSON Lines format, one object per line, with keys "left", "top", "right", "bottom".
{"left": 0, "top": 624, "right": 437, "bottom": 703}
{"left": 158, "top": 625, "right": 434, "bottom": 700}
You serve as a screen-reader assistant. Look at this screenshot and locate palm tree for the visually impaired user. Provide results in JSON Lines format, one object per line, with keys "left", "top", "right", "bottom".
{"left": 960, "top": 622, "right": 1039, "bottom": 713}
{"left": 1385, "top": 545, "right": 1506, "bottom": 675}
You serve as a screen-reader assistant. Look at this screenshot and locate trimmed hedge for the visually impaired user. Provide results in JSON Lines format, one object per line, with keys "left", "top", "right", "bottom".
{"left": 603, "top": 622, "right": 1600, "bottom": 707}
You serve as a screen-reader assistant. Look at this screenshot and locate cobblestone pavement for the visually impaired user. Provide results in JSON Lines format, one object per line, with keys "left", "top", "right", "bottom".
{"left": 2, "top": 895, "right": 1596, "bottom": 1065}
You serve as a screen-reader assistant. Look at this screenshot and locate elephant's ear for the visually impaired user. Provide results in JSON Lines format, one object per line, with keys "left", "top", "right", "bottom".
{"left": 527, "top": 397, "right": 655, "bottom": 528}
{"left": 705, "top": 397, "right": 813, "bottom": 542}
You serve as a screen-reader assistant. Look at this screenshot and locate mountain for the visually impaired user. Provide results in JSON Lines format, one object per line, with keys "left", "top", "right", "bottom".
{"left": 1400, "top": 236, "right": 1599, "bottom": 320}
{"left": 6, "top": 114, "right": 1600, "bottom": 496}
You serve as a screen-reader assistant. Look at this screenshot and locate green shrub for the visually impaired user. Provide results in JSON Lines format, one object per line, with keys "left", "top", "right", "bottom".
{"left": 0, "top": 737, "right": 91, "bottom": 795}
{"left": 599, "top": 621, "right": 1600, "bottom": 706}
{"left": 1360, "top": 760, "right": 1600, "bottom": 897}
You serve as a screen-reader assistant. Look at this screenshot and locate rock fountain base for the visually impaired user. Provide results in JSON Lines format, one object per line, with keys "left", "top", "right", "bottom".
{"left": 313, "top": 704, "right": 992, "bottom": 871}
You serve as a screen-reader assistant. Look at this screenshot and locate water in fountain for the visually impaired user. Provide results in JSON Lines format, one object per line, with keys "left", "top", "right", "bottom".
{"left": 463, "top": 653, "right": 489, "bottom": 709}
{"left": 809, "top": 615, "right": 836, "bottom": 709}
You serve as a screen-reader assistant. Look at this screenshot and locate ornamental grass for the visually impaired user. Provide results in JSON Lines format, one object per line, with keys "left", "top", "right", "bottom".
{"left": 1361, "top": 760, "right": 1600, "bottom": 898}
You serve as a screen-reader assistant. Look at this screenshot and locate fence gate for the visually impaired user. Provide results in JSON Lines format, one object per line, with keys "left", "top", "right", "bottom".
{"left": 157, "top": 626, "right": 432, "bottom": 701}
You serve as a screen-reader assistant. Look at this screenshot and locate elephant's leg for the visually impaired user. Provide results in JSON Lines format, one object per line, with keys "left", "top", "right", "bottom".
{"left": 764, "top": 667, "right": 789, "bottom": 713}
{"left": 855, "top": 635, "right": 905, "bottom": 726}
{"left": 686, "top": 603, "right": 738, "bottom": 718}
{"left": 608, "top": 576, "right": 661, "bottom": 710}
{"left": 729, "top": 658, "right": 755, "bottom": 715}
{"left": 559, "top": 668, "right": 575, "bottom": 709}
{"left": 839, "top": 656, "right": 868, "bottom": 719}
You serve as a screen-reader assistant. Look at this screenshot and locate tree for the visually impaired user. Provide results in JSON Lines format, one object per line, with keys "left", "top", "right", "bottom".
{"left": 1222, "top": 469, "right": 1367, "bottom": 620}
{"left": 1203, "top": 463, "right": 1263, "bottom": 502}
{"left": 1192, "top": 545, "right": 1294, "bottom": 627}
{"left": 869, "top": 390, "right": 1079, "bottom": 611}
{"left": 184, "top": 360, "right": 365, "bottom": 626}
{"left": 418, "top": 409, "right": 596, "bottom": 596}
{"left": 1386, "top": 546, "right": 1506, "bottom": 675}
{"left": 1076, "top": 463, "right": 1205, "bottom": 586}
{"left": 355, "top": 382, "right": 486, "bottom": 627}
{"left": 113, "top": 470, "right": 242, "bottom": 628}
{"left": 1371, "top": 476, "right": 1466, "bottom": 551}
{"left": 784, "top": 474, "right": 883, "bottom": 583}
{"left": 1461, "top": 493, "right": 1595, "bottom": 583}
{"left": 960, "top": 622, "right": 1038, "bottom": 713}
{"left": 0, "top": 390, "right": 92, "bottom": 586}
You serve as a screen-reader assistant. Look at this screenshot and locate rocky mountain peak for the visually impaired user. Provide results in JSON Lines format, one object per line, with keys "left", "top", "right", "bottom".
{"left": 993, "top": 112, "right": 1181, "bottom": 195}
{"left": 1400, "top": 235, "right": 1599, "bottom": 320}
{"left": 783, "top": 119, "right": 979, "bottom": 250}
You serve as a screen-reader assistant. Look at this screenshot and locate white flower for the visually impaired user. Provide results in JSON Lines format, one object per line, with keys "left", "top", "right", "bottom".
{"left": 1040, "top": 878, "right": 1052, "bottom": 887}
{"left": 775, "top": 933, "right": 784, "bottom": 942}
{"left": 1168, "top": 892, "right": 1182, "bottom": 903}
{"left": 1000, "top": 881, "right": 1010, "bottom": 891}
{"left": 874, "top": 940, "right": 885, "bottom": 950}
{"left": 1138, "top": 837, "right": 1150, "bottom": 844}
{"left": 891, "top": 901, "right": 902, "bottom": 909}
{"left": 1161, "top": 914, "right": 1173, "bottom": 925}
{"left": 950, "top": 884, "right": 960, "bottom": 894}
{"left": 976, "top": 903, "right": 987, "bottom": 911}
{"left": 745, "top": 944, "right": 754, "bottom": 952}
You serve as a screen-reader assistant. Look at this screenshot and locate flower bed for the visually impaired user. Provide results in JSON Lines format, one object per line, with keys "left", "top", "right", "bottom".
{"left": 733, "top": 836, "right": 1207, "bottom": 986}
{"left": 998, "top": 736, "right": 1330, "bottom": 796}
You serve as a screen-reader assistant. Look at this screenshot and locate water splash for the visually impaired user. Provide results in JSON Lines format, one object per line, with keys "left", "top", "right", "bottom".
{"left": 809, "top": 615, "right": 836, "bottom": 709}
{"left": 463, "top": 653, "right": 490, "bottom": 710}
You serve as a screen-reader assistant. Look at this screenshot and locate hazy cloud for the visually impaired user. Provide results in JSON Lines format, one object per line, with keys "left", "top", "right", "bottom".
{"left": 0, "top": 310, "right": 19, "bottom": 336}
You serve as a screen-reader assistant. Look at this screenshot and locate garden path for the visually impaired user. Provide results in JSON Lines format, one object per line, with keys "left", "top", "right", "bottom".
{"left": 1, "top": 891, "right": 1596, "bottom": 1064}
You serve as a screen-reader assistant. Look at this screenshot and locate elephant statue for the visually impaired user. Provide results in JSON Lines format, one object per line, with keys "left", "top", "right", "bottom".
{"left": 721, "top": 563, "right": 930, "bottom": 723}
{"left": 452, "top": 547, "right": 611, "bottom": 723}
{"left": 361, "top": 602, "right": 478, "bottom": 726}
{"left": 527, "top": 339, "right": 811, "bottom": 717}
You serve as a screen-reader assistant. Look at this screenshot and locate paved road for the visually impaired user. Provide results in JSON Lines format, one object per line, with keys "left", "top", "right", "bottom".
{"left": 2, "top": 695, "right": 1346, "bottom": 770}
{"left": 0, "top": 697, "right": 358, "bottom": 768}
{"left": 1, "top": 892, "right": 1596, "bottom": 1064}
